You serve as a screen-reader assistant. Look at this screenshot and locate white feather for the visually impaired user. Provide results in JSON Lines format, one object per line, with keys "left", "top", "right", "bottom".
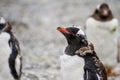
{"left": 60, "top": 54, "right": 84, "bottom": 80}
{"left": 96, "top": 74, "right": 101, "bottom": 80}
{"left": 77, "top": 29, "right": 85, "bottom": 36}
{"left": 0, "top": 32, "right": 13, "bottom": 80}
{"left": 15, "top": 54, "right": 21, "bottom": 76}
{"left": 0, "top": 17, "right": 6, "bottom": 24}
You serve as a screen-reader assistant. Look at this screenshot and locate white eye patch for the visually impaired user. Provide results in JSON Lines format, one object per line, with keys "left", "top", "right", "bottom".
{"left": 76, "top": 29, "right": 85, "bottom": 36}
{"left": 97, "top": 4, "right": 100, "bottom": 10}
{"left": 0, "top": 17, "right": 6, "bottom": 24}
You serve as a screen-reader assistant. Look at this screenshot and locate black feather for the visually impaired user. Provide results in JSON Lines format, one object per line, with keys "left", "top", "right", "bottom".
{"left": 8, "top": 34, "right": 21, "bottom": 79}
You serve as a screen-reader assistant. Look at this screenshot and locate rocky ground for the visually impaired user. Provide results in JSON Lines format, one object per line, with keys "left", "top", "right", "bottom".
{"left": 0, "top": 0, "right": 120, "bottom": 80}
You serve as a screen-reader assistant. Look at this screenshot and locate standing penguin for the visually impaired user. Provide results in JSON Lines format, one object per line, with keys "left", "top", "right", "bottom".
{"left": 57, "top": 26, "right": 107, "bottom": 80}
{"left": 85, "top": 3, "right": 119, "bottom": 67}
{"left": 0, "top": 17, "right": 22, "bottom": 80}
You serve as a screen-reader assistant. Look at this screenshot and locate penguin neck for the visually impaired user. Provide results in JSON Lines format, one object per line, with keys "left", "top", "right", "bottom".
{"left": 65, "top": 43, "right": 87, "bottom": 56}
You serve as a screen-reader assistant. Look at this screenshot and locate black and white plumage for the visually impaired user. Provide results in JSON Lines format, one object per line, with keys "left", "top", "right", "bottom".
{"left": 57, "top": 27, "right": 107, "bottom": 80}
{"left": 76, "top": 43, "right": 107, "bottom": 80}
{"left": 57, "top": 26, "right": 87, "bottom": 80}
{"left": 0, "top": 17, "right": 22, "bottom": 80}
{"left": 85, "top": 3, "right": 119, "bottom": 66}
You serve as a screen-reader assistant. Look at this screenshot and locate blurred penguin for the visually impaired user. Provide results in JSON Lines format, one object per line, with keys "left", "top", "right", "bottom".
{"left": 85, "top": 3, "right": 119, "bottom": 76}
{"left": 0, "top": 17, "right": 22, "bottom": 80}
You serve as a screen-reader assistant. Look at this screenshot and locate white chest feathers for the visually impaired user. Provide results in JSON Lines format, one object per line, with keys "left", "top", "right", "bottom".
{"left": 60, "top": 54, "right": 84, "bottom": 80}
{"left": 0, "top": 32, "right": 11, "bottom": 56}
{"left": 0, "top": 32, "right": 13, "bottom": 80}
{"left": 86, "top": 18, "right": 119, "bottom": 32}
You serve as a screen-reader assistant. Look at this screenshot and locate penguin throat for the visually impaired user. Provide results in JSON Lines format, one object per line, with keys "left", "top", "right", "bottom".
{"left": 96, "top": 14, "right": 113, "bottom": 21}
{"left": 65, "top": 43, "right": 87, "bottom": 56}
{"left": 92, "top": 11, "right": 113, "bottom": 21}
{"left": 100, "top": 15, "right": 110, "bottom": 20}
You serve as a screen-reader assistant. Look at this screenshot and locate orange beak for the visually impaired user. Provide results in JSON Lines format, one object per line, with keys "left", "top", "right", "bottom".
{"left": 57, "top": 27, "right": 71, "bottom": 34}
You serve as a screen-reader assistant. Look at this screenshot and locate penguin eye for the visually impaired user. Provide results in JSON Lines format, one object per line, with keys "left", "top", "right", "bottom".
{"left": 76, "top": 34, "right": 80, "bottom": 37}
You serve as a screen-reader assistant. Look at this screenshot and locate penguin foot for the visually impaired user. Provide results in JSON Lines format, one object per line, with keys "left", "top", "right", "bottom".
{"left": 105, "top": 65, "right": 116, "bottom": 76}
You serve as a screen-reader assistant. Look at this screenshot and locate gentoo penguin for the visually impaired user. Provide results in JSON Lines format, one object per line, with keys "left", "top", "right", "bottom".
{"left": 76, "top": 43, "right": 107, "bottom": 80}
{"left": 85, "top": 3, "right": 119, "bottom": 67}
{"left": 0, "top": 17, "right": 22, "bottom": 80}
{"left": 57, "top": 26, "right": 89, "bottom": 80}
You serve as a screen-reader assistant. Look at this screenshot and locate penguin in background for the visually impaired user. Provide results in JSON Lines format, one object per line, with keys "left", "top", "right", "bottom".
{"left": 85, "top": 3, "right": 119, "bottom": 75}
{"left": 57, "top": 26, "right": 107, "bottom": 80}
{"left": 0, "top": 17, "right": 22, "bottom": 80}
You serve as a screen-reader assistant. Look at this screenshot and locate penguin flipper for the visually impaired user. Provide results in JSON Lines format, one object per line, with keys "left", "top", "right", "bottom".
{"left": 15, "top": 54, "right": 22, "bottom": 79}
{"left": 84, "top": 70, "right": 99, "bottom": 80}
{"left": 8, "top": 35, "right": 22, "bottom": 79}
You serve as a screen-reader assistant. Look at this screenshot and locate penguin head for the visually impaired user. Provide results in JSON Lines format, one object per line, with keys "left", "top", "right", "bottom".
{"left": 93, "top": 3, "right": 113, "bottom": 20}
{"left": 57, "top": 26, "right": 88, "bottom": 46}
{"left": 0, "top": 17, "right": 12, "bottom": 32}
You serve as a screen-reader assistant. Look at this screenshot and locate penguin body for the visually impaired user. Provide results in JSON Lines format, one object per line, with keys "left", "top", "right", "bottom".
{"left": 0, "top": 32, "right": 12, "bottom": 80}
{"left": 85, "top": 3, "right": 119, "bottom": 65}
{"left": 0, "top": 17, "right": 22, "bottom": 80}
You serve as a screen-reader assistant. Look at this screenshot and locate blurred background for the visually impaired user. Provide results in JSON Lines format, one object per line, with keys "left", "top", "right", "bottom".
{"left": 0, "top": 0, "right": 120, "bottom": 80}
